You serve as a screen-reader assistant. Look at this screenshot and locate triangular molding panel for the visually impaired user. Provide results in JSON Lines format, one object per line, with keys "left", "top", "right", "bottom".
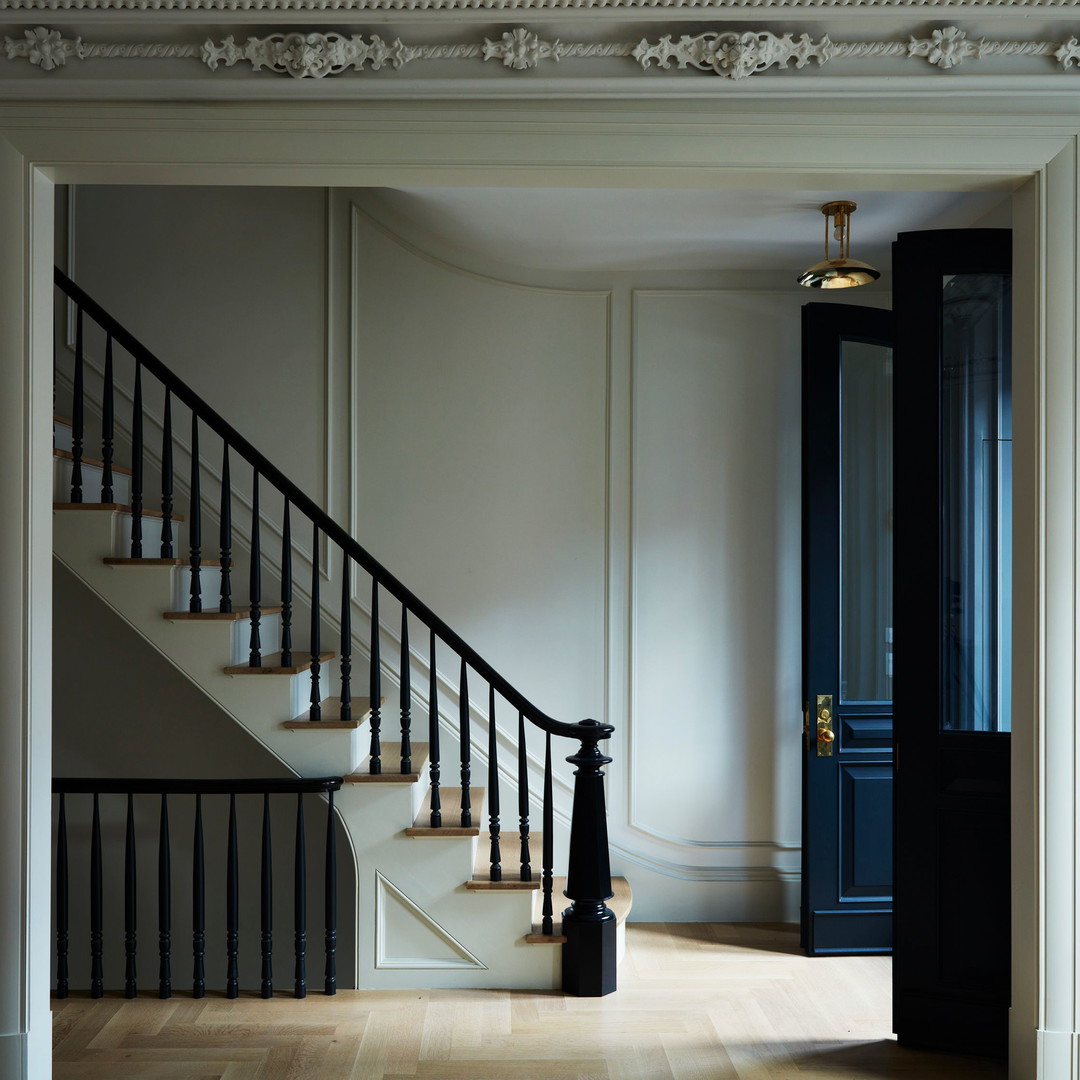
{"left": 374, "top": 872, "right": 487, "bottom": 970}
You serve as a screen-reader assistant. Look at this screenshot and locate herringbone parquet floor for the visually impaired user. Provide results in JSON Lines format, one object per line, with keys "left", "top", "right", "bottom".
{"left": 52, "top": 923, "right": 1008, "bottom": 1079}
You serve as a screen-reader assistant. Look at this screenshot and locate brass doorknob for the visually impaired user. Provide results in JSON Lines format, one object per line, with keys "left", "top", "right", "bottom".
{"left": 817, "top": 728, "right": 835, "bottom": 743}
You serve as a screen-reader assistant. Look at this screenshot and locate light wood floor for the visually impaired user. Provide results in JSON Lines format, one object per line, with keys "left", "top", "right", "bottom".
{"left": 53, "top": 923, "right": 1007, "bottom": 1079}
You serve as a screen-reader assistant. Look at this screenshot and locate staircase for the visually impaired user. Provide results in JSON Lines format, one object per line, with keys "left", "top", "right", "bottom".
{"left": 50, "top": 269, "right": 628, "bottom": 996}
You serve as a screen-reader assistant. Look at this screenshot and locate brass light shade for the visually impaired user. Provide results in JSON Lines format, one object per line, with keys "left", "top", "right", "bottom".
{"left": 798, "top": 201, "right": 881, "bottom": 290}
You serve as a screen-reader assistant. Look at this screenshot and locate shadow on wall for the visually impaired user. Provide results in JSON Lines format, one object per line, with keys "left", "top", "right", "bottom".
{"left": 52, "top": 561, "right": 356, "bottom": 994}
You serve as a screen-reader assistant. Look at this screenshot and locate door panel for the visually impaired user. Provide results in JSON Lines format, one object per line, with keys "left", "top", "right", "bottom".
{"left": 801, "top": 301, "right": 894, "bottom": 956}
{"left": 892, "top": 229, "right": 1011, "bottom": 1058}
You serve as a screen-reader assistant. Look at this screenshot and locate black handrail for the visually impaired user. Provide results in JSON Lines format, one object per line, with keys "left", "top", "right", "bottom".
{"left": 54, "top": 267, "right": 606, "bottom": 747}
{"left": 54, "top": 777, "right": 344, "bottom": 795}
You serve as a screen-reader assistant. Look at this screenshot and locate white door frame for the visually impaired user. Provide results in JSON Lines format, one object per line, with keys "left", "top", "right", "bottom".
{"left": 0, "top": 103, "right": 1074, "bottom": 1080}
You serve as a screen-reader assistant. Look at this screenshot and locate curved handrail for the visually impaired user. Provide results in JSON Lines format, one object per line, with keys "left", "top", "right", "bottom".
{"left": 54, "top": 267, "right": 611, "bottom": 745}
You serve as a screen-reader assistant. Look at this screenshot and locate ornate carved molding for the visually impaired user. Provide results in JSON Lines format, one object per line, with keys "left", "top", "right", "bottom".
{"left": 5, "top": 23, "right": 1080, "bottom": 78}
{"left": 632, "top": 30, "right": 828, "bottom": 78}
{"left": 3, "top": 0, "right": 1080, "bottom": 11}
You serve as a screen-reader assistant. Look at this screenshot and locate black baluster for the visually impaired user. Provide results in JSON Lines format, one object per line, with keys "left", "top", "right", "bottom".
{"left": 428, "top": 629, "right": 442, "bottom": 828}
{"left": 130, "top": 364, "right": 144, "bottom": 557}
{"left": 518, "top": 713, "right": 532, "bottom": 882}
{"left": 70, "top": 307, "right": 84, "bottom": 503}
{"left": 90, "top": 792, "right": 103, "bottom": 998}
{"left": 188, "top": 416, "right": 201, "bottom": 612}
{"left": 124, "top": 792, "right": 137, "bottom": 998}
{"left": 192, "top": 793, "right": 205, "bottom": 999}
{"left": 309, "top": 524, "right": 320, "bottom": 719}
{"left": 56, "top": 793, "right": 69, "bottom": 998}
{"left": 488, "top": 685, "right": 501, "bottom": 881}
{"left": 158, "top": 793, "right": 172, "bottom": 999}
{"left": 324, "top": 789, "right": 337, "bottom": 996}
{"left": 369, "top": 581, "right": 381, "bottom": 775}
{"left": 561, "top": 720, "right": 617, "bottom": 997}
{"left": 460, "top": 658, "right": 471, "bottom": 829}
{"left": 160, "top": 388, "right": 174, "bottom": 558}
{"left": 400, "top": 607, "right": 412, "bottom": 774}
{"left": 249, "top": 471, "right": 262, "bottom": 667}
{"left": 280, "top": 502, "right": 293, "bottom": 666}
{"left": 542, "top": 734, "right": 554, "bottom": 936}
{"left": 100, "top": 335, "right": 114, "bottom": 503}
{"left": 226, "top": 793, "right": 239, "bottom": 999}
{"left": 294, "top": 793, "right": 307, "bottom": 999}
{"left": 337, "top": 560, "right": 350, "bottom": 724}
{"left": 261, "top": 792, "right": 273, "bottom": 999}
{"left": 219, "top": 446, "right": 232, "bottom": 613}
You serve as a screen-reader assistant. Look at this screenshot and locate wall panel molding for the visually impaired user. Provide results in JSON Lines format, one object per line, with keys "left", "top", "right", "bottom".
{"left": 623, "top": 287, "right": 805, "bottom": 861}
{"left": 374, "top": 871, "right": 486, "bottom": 970}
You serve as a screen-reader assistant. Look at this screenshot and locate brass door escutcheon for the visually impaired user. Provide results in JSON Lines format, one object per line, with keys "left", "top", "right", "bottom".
{"left": 816, "top": 694, "right": 835, "bottom": 757}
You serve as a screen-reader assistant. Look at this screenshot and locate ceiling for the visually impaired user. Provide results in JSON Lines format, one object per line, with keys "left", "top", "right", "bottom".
{"left": 371, "top": 188, "right": 1012, "bottom": 273}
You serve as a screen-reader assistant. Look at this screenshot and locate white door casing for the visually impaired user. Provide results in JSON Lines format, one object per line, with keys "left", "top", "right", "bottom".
{"left": 0, "top": 103, "right": 1076, "bottom": 1080}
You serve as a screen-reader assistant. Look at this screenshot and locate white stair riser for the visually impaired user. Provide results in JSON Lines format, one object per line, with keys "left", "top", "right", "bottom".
{"left": 54, "top": 457, "right": 132, "bottom": 504}
{"left": 222, "top": 614, "right": 283, "bottom": 666}
{"left": 172, "top": 565, "right": 224, "bottom": 614}
{"left": 289, "top": 656, "right": 339, "bottom": 719}
{"left": 115, "top": 511, "right": 182, "bottom": 559}
{"left": 53, "top": 420, "right": 72, "bottom": 453}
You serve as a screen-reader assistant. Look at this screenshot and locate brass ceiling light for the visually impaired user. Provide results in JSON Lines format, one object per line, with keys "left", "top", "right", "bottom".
{"left": 798, "top": 201, "right": 880, "bottom": 290}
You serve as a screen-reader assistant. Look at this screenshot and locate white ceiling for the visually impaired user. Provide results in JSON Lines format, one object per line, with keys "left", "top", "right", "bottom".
{"left": 372, "top": 188, "right": 1011, "bottom": 273}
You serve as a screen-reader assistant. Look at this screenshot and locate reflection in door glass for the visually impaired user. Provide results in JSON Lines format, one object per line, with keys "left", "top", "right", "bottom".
{"left": 840, "top": 339, "right": 894, "bottom": 705}
{"left": 942, "top": 274, "right": 1012, "bottom": 733}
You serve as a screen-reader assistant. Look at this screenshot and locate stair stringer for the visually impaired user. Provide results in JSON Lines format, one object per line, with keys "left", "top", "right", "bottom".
{"left": 53, "top": 506, "right": 561, "bottom": 991}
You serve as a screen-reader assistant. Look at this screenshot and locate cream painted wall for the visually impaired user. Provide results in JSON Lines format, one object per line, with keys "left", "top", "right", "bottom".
{"left": 630, "top": 290, "right": 802, "bottom": 849}
{"left": 65, "top": 183, "right": 893, "bottom": 925}
{"left": 70, "top": 185, "right": 330, "bottom": 504}
{"left": 350, "top": 209, "right": 609, "bottom": 734}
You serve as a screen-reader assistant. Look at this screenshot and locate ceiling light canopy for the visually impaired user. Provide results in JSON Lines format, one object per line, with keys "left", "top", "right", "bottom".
{"left": 798, "top": 201, "right": 880, "bottom": 290}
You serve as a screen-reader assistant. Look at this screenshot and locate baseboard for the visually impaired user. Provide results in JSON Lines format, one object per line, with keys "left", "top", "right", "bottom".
{"left": 0, "top": 1031, "right": 27, "bottom": 1080}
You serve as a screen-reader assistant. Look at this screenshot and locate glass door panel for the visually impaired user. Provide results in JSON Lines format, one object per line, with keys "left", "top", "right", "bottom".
{"left": 941, "top": 273, "right": 1012, "bottom": 733}
{"left": 840, "top": 340, "right": 894, "bottom": 706}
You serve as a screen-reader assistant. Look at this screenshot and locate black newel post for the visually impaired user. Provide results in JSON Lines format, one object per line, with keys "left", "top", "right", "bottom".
{"left": 561, "top": 718, "right": 616, "bottom": 998}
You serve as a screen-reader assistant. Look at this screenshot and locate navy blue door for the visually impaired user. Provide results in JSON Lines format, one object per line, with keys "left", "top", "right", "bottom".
{"left": 801, "top": 302, "right": 895, "bottom": 956}
{"left": 892, "top": 229, "right": 1012, "bottom": 1058}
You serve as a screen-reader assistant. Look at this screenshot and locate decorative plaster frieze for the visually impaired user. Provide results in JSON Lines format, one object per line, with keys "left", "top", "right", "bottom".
{"left": 3, "top": 0, "right": 1080, "bottom": 12}
{"left": 633, "top": 30, "right": 829, "bottom": 78}
{"left": 5, "top": 23, "right": 1080, "bottom": 78}
{"left": 4, "top": 26, "right": 198, "bottom": 68}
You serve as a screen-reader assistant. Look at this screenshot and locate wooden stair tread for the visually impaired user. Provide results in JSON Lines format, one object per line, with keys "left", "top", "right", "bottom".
{"left": 54, "top": 413, "right": 72, "bottom": 426}
{"left": 54, "top": 502, "right": 185, "bottom": 520}
{"left": 283, "top": 696, "right": 378, "bottom": 727}
{"left": 526, "top": 876, "right": 632, "bottom": 942}
{"left": 54, "top": 447, "right": 135, "bottom": 476}
{"left": 467, "top": 832, "right": 542, "bottom": 891}
{"left": 405, "top": 786, "right": 485, "bottom": 836}
{"left": 164, "top": 607, "right": 283, "bottom": 621}
{"left": 345, "top": 742, "right": 429, "bottom": 783}
{"left": 224, "top": 651, "right": 334, "bottom": 675}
